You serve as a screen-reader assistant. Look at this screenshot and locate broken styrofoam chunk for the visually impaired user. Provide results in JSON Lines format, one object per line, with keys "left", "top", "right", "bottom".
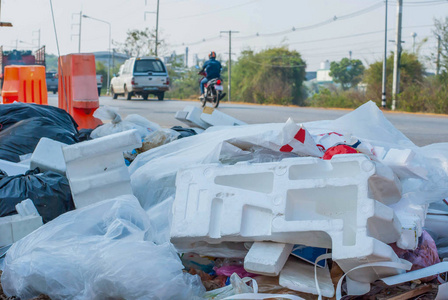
{"left": 200, "top": 106, "right": 247, "bottom": 127}
{"left": 62, "top": 129, "right": 142, "bottom": 209}
{"left": 279, "top": 257, "right": 334, "bottom": 298}
{"left": 0, "top": 214, "right": 43, "bottom": 247}
{"left": 378, "top": 148, "right": 428, "bottom": 179}
{"left": 244, "top": 242, "right": 293, "bottom": 276}
{"left": 0, "top": 159, "right": 29, "bottom": 176}
{"left": 175, "top": 106, "right": 210, "bottom": 129}
{"left": 30, "top": 138, "right": 67, "bottom": 175}
{"left": 15, "top": 199, "right": 39, "bottom": 217}
{"left": 170, "top": 154, "right": 404, "bottom": 283}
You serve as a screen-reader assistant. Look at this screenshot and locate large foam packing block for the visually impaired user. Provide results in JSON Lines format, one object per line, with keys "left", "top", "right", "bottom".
{"left": 175, "top": 106, "right": 210, "bottom": 129}
{"left": 279, "top": 257, "right": 334, "bottom": 298}
{"left": 62, "top": 129, "right": 142, "bottom": 208}
{"left": 0, "top": 214, "right": 43, "bottom": 247}
{"left": 200, "top": 107, "right": 247, "bottom": 126}
{"left": 244, "top": 242, "right": 293, "bottom": 276}
{"left": 0, "top": 159, "right": 29, "bottom": 176}
{"left": 30, "top": 138, "right": 67, "bottom": 175}
{"left": 171, "top": 154, "right": 405, "bottom": 282}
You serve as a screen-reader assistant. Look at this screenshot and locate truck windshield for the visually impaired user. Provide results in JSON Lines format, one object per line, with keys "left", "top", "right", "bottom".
{"left": 134, "top": 59, "right": 165, "bottom": 73}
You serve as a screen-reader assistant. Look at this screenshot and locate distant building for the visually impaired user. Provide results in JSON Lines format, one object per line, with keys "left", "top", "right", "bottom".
{"left": 316, "top": 60, "right": 333, "bottom": 83}
{"left": 93, "top": 51, "right": 129, "bottom": 68}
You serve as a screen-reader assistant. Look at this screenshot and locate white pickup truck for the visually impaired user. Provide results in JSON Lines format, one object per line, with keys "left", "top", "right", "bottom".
{"left": 110, "top": 57, "right": 170, "bottom": 101}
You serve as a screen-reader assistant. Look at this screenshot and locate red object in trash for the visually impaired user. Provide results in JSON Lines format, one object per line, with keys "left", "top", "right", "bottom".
{"left": 322, "top": 144, "right": 359, "bottom": 160}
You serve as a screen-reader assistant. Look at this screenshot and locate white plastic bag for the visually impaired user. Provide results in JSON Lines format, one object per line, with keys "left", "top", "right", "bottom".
{"left": 1, "top": 195, "right": 205, "bottom": 300}
{"left": 91, "top": 106, "right": 161, "bottom": 139}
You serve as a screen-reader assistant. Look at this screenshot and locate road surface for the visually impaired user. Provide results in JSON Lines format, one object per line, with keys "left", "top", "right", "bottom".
{"left": 47, "top": 94, "right": 448, "bottom": 147}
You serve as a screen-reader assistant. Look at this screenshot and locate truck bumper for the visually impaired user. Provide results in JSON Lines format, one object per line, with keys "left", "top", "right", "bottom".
{"left": 132, "top": 86, "right": 169, "bottom": 93}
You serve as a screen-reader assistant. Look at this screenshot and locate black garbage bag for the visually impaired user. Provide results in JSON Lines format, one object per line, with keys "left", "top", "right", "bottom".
{"left": 0, "top": 168, "right": 75, "bottom": 223}
{"left": 76, "top": 128, "right": 94, "bottom": 142}
{"left": 0, "top": 102, "right": 78, "bottom": 133}
{"left": 0, "top": 117, "right": 79, "bottom": 162}
{"left": 171, "top": 126, "right": 198, "bottom": 139}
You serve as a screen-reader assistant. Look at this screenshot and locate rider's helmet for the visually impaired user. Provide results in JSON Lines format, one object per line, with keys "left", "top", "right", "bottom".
{"left": 209, "top": 51, "right": 217, "bottom": 59}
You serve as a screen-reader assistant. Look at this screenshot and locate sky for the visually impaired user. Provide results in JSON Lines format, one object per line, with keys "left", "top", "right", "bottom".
{"left": 1, "top": 0, "right": 446, "bottom": 71}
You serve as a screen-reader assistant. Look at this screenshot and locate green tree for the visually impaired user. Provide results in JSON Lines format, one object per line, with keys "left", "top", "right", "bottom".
{"left": 329, "top": 58, "right": 365, "bottom": 90}
{"left": 363, "top": 52, "right": 424, "bottom": 105}
{"left": 232, "top": 47, "right": 307, "bottom": 105}
{"left": 45, "top": 53, "right": 58, "bottom": 72}
{"left": 114, "top": 28, "right": 166, "bottom": 57}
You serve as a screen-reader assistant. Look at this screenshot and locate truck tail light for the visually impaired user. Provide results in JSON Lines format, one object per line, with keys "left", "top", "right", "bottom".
{"left": 165, "top": 77, "right": 170, "bottom": 85}
{"left": 101, "top": 76, "right": 103, "bottom": 83}
{"left": 131, "top": 77, "right": 136, "bottom": 86}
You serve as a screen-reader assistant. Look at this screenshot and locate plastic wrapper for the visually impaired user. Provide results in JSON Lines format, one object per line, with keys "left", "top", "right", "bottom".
{"left": 0, "top": 102, "right": 78, "bottom": 132}
{"left": 204, "top": 273, "right": 254, "bottom": 299}
{"left": 138, "top": 128, "right": 181, "bottom": 153}
{"left": 0, "top": 117, "right": 79, "bottom": 162}
{"left": 1, "top": 195, "right": 205, "bottom": 300}
{"left": 390, "top": 230, "right": 440, "bottom": 282}
{"left": 171, "top": 125, "right": 198, "bottom": 139}
{"left": 91, "top": 106, "right": 161, "bottom": 139}
{"left": 0, "top": 168, "right": 74, "bottom": 223}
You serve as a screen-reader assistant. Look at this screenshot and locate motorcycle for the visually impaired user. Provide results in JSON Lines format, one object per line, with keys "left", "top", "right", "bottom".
{"left": 198, "top": 71, "right": 226, "bottom": 108}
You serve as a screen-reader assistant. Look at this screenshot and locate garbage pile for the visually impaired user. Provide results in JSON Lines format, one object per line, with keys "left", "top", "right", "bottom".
{"left": 1, "top": 101, "right": 448, "bottom": 299}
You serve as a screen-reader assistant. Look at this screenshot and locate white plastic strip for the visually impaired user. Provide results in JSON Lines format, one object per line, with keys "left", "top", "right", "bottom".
{"left": 436, "top": 282, "right": 448, "bottom": 300}
{"left": 223, "top": 294, "right": 305, "bottom": 300}
{"left": 381, "top": 262, "right": 448, "bottom": 286}
{"left": 336, "top": 261, "right": 412, "bottom": 299}
{"left": 314, "top": 253, "right": 333, "bottom": 300}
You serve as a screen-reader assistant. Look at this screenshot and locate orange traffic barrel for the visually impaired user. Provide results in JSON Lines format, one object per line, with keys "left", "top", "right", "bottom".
{"left": 58, "top": 54, "right": 102, "bottom": 129}
{"left": 1, "top": 65, "right": 47, "bottom": 105}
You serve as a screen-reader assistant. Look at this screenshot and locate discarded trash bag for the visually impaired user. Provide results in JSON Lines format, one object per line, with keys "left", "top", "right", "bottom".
{"left": 0, "top": 102, "right": 78, "bottom": 133}
{"left": 90, "top": 106, "right": 161, "bottom": 139}
{"left": 0, "top": 168, "right": 74, "bottom": 223}
{"left": 1, "top": 195, "right": 205, "bottom": 300}
{"left": 0, "top": 117, "right": 79, "bottom": 162}
{"left": 171, "top": 125, "right": 198, "bottom": 139}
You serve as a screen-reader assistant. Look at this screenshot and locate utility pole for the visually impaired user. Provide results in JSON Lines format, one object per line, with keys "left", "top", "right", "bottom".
{"left": 71, "top": 12, "right": 82, "bottom": 53}
{"left": 155, "top": 0, "right": 160, "bottom": 57}
{"left": 220, "top": 30, "right": 239, "bottom": 102}
{"left": 381, "top": 0, "right": 388, "bottom": 108}
{"left": 436, "top": 35, "right": 441, "bottom": 76}
{"left": 0, "top": 0, "right": 13, "bottom": 27}
{"left": 185, "top": 47, "right": 189, "bottom": 67}
{"left": 33, "top": 29, "right": 41, "bottom": 48}
{"left": 78, "top": 11, "right": 82, "bottom": 53}
{"left": 349, "top": 50, "right": 352, "bottom": 60}
{"left": 411, "top": 32, "right": 417, "bottom": 54}
{"left": 391, "top": 0, "right": 402, "bottom": 111}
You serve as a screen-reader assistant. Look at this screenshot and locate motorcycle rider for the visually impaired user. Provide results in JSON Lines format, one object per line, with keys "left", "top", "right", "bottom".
{"left": 199, "top": 51, "right": 222, "bottom": 99}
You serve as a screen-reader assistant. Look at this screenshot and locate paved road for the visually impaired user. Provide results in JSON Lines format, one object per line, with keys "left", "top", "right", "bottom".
{"left": 47, "top": 94, "right": 448, "bottom": 146}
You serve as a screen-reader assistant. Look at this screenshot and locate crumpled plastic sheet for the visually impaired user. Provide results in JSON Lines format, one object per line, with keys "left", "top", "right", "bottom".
{"left": 1, "top": 195, "right": 205, "bottom": 300}
{"left": 91, "top": 106, "right": 161, "bottom": 139}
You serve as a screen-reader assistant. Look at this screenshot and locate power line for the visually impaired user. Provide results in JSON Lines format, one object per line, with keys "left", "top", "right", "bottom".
{"left": 165, "top": 0, "right": 259, "bottom": 21}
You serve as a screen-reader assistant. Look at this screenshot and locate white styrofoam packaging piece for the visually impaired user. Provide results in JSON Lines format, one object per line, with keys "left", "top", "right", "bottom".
{"left": 171, "top": 154, "right": 405, "bottom": 283}
{"left": 0, "top": 159, "right": 29, "bottom": 176}
{"left": 30, "top": 138, "right": 67, "bottom": 175}
{"left": 376, "top": 147, "right": 428, "bottom": 179}
{"left": 244, "top": 242, "right": 293, "bottom": 276}
{"left": 0, "top": 214, "right": 43, "bottom": 247}
{"left": 279, "top": 257, "right": 334, "bottom": 298}
{"left": 175, "top": 106, "right": 210, "bottom": 129}
{"left": 200, "top": 107, "right": 247, "bottom": 127}
{"left": 62, "top": 129, "right": 142, "bottom": 209}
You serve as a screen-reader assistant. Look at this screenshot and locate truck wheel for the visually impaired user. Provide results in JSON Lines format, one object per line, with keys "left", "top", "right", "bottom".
{"left": 98, "top": 88, "right": 101, "bottom": 96}
{"left": 142, "top": 94, "right": 149, "bottom": 100}
{"left": 111, "top": 87, "right": 118, "bottom": 99}
{"left": 157, "top": 92, "right": 164, "bottom": 101}
{"left": 124, "top": 86, "right": 132, "bottom": 100}
{"left": 53, "top": 90, "right": 57, "bottom": 94}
